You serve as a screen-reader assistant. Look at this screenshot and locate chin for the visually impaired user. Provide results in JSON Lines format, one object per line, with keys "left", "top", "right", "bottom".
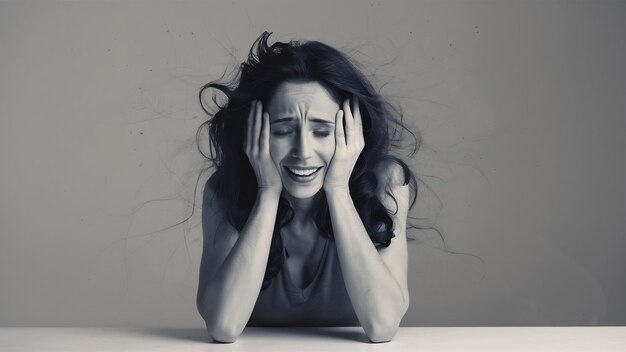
{"left": 283, "top": 184, "right": 323, "bottom": 199}
{"left": 279, "top": 165, "right": 326, "bottom": 199}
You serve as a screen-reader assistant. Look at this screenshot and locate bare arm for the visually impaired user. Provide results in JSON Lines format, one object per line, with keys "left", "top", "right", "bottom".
{"left": 326, "top": 171, "right": 410, "bottom": 343}
{"left": 196, "top": 186, "right": 280, "bottom": 343}
{"left": 197, "top": 100, "right": 283, "bottom": 342}
{"left": 323, "top": 98, "right": 409, "bottom": 342}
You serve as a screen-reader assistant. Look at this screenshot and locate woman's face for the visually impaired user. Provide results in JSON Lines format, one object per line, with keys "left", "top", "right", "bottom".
{"left": 266, "top": 81, "right": 340, "bottom": 199}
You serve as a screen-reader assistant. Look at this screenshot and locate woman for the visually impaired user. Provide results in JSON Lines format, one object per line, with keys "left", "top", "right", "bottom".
{"left": 196, "top": 32, "right": 418, "bottom": 343}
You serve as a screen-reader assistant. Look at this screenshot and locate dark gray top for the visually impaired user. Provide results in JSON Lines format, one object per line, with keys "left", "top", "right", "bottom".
{"left": 247, "top": 238, "right": 360, "bottom": 327}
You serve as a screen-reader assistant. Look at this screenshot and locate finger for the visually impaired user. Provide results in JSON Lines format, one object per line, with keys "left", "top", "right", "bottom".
{"left": 352, "top": 96, "right": 364, "bottom": 147}
{"left": 352, "top": 95, "right": 363, "bottom": 132}
{"left": 335, "top": 109, "right": 345, "bottom": 148}
{"left": 260, "top": 112, "right": 270, "bottom": 153}
{"left": 343, "top": 98, "right": 354, "bottom": 122}
{"left": 342, "top": 98, "right": 354, "bottom": 145}
{"left": 245, "top": 100, "right": 256, "bottom": 152}
{"left": 253, "top": 100, "right": 263, "bottom": 152}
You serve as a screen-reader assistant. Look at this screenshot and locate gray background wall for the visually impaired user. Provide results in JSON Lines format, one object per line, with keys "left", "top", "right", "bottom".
{"left": 1, "top": 0, "right": 624, "bottom": 327}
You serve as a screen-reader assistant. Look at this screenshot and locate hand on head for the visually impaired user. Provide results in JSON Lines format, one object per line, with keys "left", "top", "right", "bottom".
{"left": 323, "top": 96, "right": 365, "bottom": 191}
{"left": 244, "top": 100, "right": 283, "bottom": 195}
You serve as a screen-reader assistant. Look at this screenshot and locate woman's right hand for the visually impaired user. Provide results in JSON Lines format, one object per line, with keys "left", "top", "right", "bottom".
{"left": 244, "top": 100, "right": 283, "bottom": 195}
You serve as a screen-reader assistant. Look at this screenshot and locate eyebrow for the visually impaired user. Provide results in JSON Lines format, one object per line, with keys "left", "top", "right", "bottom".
{"left": 271, "top": 117, "right": 335, "bottom": 125}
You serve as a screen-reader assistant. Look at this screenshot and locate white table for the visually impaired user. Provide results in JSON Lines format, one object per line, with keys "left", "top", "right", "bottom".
{"left": 1, "top": 327, "right": 625, "bottom": 351}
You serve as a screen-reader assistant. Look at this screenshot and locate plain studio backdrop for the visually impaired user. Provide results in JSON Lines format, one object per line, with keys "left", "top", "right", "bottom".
{"left": 1, "top": 0, "right": 625, "bottom": 327}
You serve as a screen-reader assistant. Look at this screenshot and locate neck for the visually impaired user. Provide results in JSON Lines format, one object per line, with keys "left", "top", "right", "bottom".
{"left": 282, "top": 190, "right": 324, "bottom": 227}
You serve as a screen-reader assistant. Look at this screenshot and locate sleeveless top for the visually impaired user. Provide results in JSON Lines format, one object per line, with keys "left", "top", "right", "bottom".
{"left": 247, "top": 237, "right": 360, "bottom": 327}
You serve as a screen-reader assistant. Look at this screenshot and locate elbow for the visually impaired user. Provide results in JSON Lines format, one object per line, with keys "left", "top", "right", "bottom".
{"left": 363, "top": 314, "right": 402, "bottom": 343}
{"left": 207, "top": 324, "right": 242, "bottom": 343}
{"left": 203, "top": 311, "right": 245, "bottom": 343}
{"left": 364, "top": 296, "right": 409, "bottom": 343}
{"left": 366, "top": 322, "right": 400, "bottom": 343}
{"left": 198, "top": 301, "right": 244, "bottom": 343}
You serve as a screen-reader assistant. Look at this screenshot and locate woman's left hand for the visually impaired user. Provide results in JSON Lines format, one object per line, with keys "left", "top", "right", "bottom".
{"left": 323, "top": 97, "right": 365, "bottom": 191}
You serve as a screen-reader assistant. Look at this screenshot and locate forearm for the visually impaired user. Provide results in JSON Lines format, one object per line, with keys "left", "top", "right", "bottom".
{"left": 326, "top": 188, "right": 408, "bottom": 342}
{"left": 199, "top": 190, "right": 280, "bottom": 341}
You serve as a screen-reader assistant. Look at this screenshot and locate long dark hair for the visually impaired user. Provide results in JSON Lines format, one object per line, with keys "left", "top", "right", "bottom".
{"left": 198, "top": 32, "right": 420, "bottom": 289}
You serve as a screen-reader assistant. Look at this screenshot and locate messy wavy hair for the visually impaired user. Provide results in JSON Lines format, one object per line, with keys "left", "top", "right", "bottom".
{"left": 198, "top": 32, "right": 419, "bottom": 289}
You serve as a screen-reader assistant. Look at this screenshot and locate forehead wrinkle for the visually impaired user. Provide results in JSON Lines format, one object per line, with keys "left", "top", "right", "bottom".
{"left": 276, "top": 93, "right": 313, "bottom": 114}
{"left": 269, "top": 82, "right": 339, "bottom": 123}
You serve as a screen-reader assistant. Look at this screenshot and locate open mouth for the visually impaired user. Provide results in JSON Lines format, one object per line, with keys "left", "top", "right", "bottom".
{"left": 284, "top": 166, "right": 323, "bottom": 182}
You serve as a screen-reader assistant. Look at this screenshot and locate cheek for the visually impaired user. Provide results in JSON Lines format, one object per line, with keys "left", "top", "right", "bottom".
{"left": 269, "top": 137, "right": 288, "bottom": 165}
{"left": 320, "top": 139, "right": 336, "bottom": 163}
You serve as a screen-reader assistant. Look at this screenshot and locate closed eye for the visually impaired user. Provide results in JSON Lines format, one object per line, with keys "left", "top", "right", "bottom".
{"left": 272, "top": 128, "right": 331, "bottom": 138}
{"left": 313, "top": 130, "right": 331, "bottom": 137}
{"left": 271, "top": 128, "right": 294, "bottom": 137}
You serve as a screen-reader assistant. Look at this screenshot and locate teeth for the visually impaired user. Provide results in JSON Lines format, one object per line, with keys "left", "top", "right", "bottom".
{"left": 287, "top": 167, "right": 319, "bottom": 176}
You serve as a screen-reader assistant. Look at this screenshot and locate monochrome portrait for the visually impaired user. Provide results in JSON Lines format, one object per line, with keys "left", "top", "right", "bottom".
{"left": 1, "top": 0, "right": 624, "bottom": 348}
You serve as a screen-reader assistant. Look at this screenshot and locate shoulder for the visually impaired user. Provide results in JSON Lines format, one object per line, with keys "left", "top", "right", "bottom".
{"left": 202, "top": 173, "right": 237, "bottom": 242}
{"left": 203, "top": 173, "right": 223, "bottom": 217}
{"left": 373, "top": 158, "right": 410, "bottom": 191}
{"left": 373, "top": 158, "right": 413, "bottom": 214}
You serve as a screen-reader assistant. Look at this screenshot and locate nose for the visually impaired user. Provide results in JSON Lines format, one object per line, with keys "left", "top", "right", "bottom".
{"left": 291, "top": 130, "right": 313, "bottom": 160}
